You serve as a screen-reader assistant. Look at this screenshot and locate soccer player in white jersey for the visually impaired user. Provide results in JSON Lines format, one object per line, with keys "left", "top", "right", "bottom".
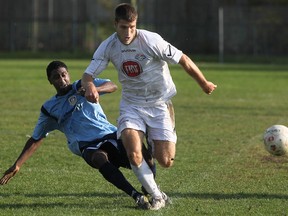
{"left": 81, "top": 3, "right": 217, "bottom": 210}
{"left": 0, "top": 60, "right": 156, "bottom": 209}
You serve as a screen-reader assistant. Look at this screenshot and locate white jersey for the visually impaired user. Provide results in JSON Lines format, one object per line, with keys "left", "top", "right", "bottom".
{"left": 85, "top": 29, "right": 183, "bottom": 106}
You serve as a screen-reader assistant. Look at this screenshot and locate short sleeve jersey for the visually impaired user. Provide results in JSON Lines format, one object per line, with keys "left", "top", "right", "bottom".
{"left": 32, "top": 79, "right": 117, "bottom": 156}
{"left": 85, "top": 29, "right": 183, "bottom": 106}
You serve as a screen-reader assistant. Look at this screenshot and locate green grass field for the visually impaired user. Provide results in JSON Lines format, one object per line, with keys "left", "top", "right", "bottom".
{"left": 0, "top": 59, "right": 288, "bottom": 215}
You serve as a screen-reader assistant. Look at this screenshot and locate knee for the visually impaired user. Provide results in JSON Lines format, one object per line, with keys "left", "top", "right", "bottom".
{"left": 127, "top": 151, "right": 143, "bottom": 167}
{"left": 91, "top": 151, "right": 108, "bottom": 169}
{"left": 158, "top": 157, "right": 174, "bottom": 168}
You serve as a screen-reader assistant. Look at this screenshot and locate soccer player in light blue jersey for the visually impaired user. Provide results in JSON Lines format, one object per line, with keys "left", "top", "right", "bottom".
{"left": 0, "top": 60, "right": 153, "bottom": 209}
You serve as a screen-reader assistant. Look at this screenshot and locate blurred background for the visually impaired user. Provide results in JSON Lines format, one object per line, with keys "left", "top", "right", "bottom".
{"left": 0, "top": 0, "right": 287, "bottom": 63}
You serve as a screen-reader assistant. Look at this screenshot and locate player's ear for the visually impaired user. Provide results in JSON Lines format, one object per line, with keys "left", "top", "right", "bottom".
{"left": 48, "top": 77, "right": 53, "bottom": 85}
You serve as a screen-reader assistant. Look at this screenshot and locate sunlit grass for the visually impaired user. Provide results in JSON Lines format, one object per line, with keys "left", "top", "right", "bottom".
{"left": 0, "top": 59, "right": 288, "bottom": 215}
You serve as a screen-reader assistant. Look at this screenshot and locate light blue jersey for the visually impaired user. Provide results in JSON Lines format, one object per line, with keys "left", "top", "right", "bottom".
{"left": 32, "top": 78, "right": 117, "bottom": 156}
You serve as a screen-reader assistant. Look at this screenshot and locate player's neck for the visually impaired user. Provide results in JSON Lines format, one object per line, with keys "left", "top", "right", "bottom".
{"left": 56, "top": 84, "right": 72, "bottom": 96}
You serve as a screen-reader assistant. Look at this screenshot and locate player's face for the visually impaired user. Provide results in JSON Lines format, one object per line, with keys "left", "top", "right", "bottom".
{"left": 115, "top": 19, "right": 137, "bottom": 45}
{"left": 48, "top": 67, "right": 71, "bottom": 95}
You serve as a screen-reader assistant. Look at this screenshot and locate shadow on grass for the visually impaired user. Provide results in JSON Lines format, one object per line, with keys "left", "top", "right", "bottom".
{"left": 0, "top": 192, "right": 127, "bottom": 209}
{"left": 0, "top": 202, "right": 83, "bottom": 209}
{"left": 1, "top": 191, "right": 288, "bottom": 210}
{"left": 171, "top": 192, "right": 288, "bottom": 200}
{"left": 0, "top": 192, "right": 123, "bottom": 198}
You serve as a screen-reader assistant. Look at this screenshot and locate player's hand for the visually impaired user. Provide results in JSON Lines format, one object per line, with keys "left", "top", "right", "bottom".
{"left": 0, "top": 164, "right": 19, "bottom": 185}
{"left": 202, "top": 81, "right": 217, "bottom": 95}
{"left": 84, "top": 84, "right": 100, "bottom": 103}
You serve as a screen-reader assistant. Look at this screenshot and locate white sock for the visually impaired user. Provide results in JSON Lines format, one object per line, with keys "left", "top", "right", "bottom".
{"left": 131, "top": 159, "right": 162, "bottom": 198}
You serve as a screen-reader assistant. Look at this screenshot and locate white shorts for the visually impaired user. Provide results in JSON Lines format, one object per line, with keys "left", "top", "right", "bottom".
{"left": 117, "top": 100, "right": 177, "bottom": 143}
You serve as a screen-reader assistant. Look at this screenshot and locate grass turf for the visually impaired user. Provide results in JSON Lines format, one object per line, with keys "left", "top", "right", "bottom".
{"left": 0, "top": 59, "right": 288, "bottom": 215}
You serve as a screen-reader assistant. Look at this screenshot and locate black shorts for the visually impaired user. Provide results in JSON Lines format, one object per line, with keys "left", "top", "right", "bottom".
{"left": 81, "top": 137, "right": 131, "bottom": 169}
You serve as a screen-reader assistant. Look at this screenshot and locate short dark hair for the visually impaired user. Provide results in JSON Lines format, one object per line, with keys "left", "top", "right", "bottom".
{"left": 46, "top": 60, "right": 67, "bottom": 79}
{"left": 115, "top": 3, "right": 138, "bottom": 22}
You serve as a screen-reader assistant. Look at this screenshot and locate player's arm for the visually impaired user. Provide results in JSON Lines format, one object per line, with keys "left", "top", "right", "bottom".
{"left": 178, "top": 54, "right": 217, "bottom": 94}
{"left": 96, "top": 80, "right": 118, "bottom": 94}
{"left": 0, "top": 137, "right": 44, "bottom": 185}
{"left": 82, "top": 39, "right": 111, "bottom": 103}
{"left": 82, "top": 73, "right": 100, "bottom": 103}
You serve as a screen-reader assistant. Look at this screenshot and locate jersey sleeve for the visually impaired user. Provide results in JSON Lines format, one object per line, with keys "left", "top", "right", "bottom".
{"left": 161, "top": 42, "right": 183, "bottom": 64}
{"left": 93, "top": 78, "right": 111, "bottom": 87}
{"left": 31, "top": 111, "right": 59, "bottom": 140}
{"left": 73, "top": 79, "right": 111, "bottom": 95}
{"left": 93, "top": 78, "right": 112, "bottom": 96}
{"left": 84, "top": 35, "right": 116, "bottom": 78}
{"left": 142, "top": 31, "right": 183, "bottom": 64}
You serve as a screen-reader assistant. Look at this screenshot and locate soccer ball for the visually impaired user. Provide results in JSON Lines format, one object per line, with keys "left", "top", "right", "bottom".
{"left": 263, "top": 125, "right": 288, "bottom": 156}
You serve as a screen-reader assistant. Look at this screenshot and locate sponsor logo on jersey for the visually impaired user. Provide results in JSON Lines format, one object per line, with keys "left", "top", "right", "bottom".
{"left": 135, "top": 53, "right": 146, "bottom": 61}
{"left": 165, "top": 44, "right": 174, "bottom": 58}
{"left": 122, "top": 61, "right": 142, "bottom": 77}
{"left": 121, "top": 49, "right": 136, "bottom": 53}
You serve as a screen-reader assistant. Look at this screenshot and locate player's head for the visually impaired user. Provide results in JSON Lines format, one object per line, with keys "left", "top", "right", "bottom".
{"left": 115, "top": 3, "right": 138, "bottom": 23}
{"left": 46, "top": 60, "right": 71, "bottom": 95}
{"left": 114, "top": 3, "right": 137, "bottom": 45}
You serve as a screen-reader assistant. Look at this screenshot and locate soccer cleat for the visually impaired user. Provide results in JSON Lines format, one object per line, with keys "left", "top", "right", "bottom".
{"left": 149, "top": 196, "right": 166, "bottom": 210}
{"left": 161, "top": 191, "right": 172, "bottom": 205}
{"left": 135, "top": 194, "right": 151, "bottom": 210}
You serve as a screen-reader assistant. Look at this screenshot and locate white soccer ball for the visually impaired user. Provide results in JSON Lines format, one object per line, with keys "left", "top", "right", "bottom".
{"left": 263, "top": 125, "right": 288, "bottom": 156}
